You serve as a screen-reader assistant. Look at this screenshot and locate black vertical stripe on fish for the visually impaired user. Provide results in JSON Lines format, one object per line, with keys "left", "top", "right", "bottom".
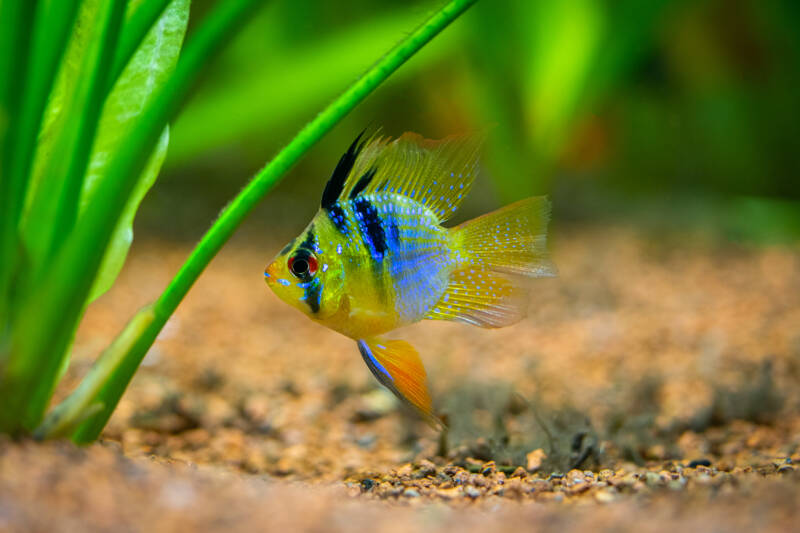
{"left": 321, "top": 130, "right": 366, "bottom": 209}
{"left": 349, "top": 166, "right": 377, "bottom": 199}
{"left": 304, "top": 278, "right": 322, "bottom": 313}
{"left": 325, "top": 203, "right": 349, "bottom": 234}
{"left": 353, "top": 197, "right": 387, "bottom": 261}
{"left": 298, "top": 225, "right": 316, "bottom": 252}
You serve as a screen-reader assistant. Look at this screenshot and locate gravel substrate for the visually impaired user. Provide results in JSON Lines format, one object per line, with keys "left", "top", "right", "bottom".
{"left": 3, "top": 226, "right": 798, "bottom": 531}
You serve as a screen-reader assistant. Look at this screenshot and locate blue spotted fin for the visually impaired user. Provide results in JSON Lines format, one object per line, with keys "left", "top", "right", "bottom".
{"left": 330, "top": 132, "right": 484, "bottom": 223}
{"left": 357, "top": 338, "right": 444, "bottom": 428}
{"left": 426, "top": 197, "right": 555, "bottom": 328}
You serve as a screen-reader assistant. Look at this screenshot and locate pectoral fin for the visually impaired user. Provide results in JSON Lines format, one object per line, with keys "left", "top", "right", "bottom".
{"left": 357, "top": 338, "right": 443, "bottom": 428}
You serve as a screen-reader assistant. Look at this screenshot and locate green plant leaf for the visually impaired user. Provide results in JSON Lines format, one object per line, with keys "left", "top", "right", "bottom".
{"left": 0, "top": 0, "right": 191, "bottom": 435}
{"left": 90, "top": 128, "right": 170, "bottom": 301}
{"left": 0, "top": 0, "right": 81, "bottom": 326}
{"left": 21, "top": 0, "right": 126, "bottom": 270}
{"left": 85, "top": 0, "right": 189, "bottom": 301}
{"left": 9, "top": 0, "right": 265, "bottom": 436}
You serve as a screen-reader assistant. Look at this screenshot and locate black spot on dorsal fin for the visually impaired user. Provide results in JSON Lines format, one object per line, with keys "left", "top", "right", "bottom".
{"left": 349, "top": 166, "right": 377, "bottom": 199}
{"left": 321, "top": 130, "right": 366, "bottom": 209}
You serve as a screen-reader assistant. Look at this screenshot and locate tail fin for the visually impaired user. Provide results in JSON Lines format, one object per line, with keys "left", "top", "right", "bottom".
{"left": 455, "top": 196, "right": 555, "bottom": 277}
{"left": 426, "top": 197, "right": 554, "bottom": 328}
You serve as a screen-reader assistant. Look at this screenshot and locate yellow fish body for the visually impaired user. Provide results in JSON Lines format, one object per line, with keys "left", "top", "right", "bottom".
{"left": 265, "top": 132, "right": 554, "bottom": 426}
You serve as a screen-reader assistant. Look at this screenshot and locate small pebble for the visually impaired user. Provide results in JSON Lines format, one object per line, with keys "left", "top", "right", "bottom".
{"left": 595, "top": 489, "right": 616, "bottom": 503}
{"left": 526, "top": 449, "right": 547, "bottom": 472}
{"left": 415, "top": 460, "right": 436, "bottom": 478}
{"left": 355, "top": 434, "right": 376, "bottom": 449}
{"left": 481, "top": 461, "right": 496, "bottom": 476}
{"left": 510, "top": 466, "right": 527, "bottom": 478}
{"left": 645, "top": 472, "right": 661, "bottom": 486}
{"left": 688, "top": 459, "right": 712, "bottom": 468}
{"left": 437, "top": 487, "right": 462, "bottom": 500}
{"left": 668, "top": 478, "right": 687, "bottom": 491}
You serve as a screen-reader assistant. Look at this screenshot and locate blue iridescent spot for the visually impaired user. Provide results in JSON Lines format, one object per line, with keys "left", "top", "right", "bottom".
{"left": 277, "top": 278, "right": 291, "bottom": 286}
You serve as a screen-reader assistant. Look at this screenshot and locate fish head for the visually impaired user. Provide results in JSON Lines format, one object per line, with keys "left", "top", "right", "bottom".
{"left": 264, "top": 220, "right": 345, "bottom": 321}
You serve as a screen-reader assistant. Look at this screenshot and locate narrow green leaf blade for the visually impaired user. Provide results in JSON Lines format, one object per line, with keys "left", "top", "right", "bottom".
{"left": 9, "top": 0, "right": 264, "bottom": 435}
{"left": 0, "top": 0, "right": 37, "bottom": 340}
{"left": 21, "top": 0, "right": 125, "bottom": 272}
{"left": 0, "top": 0, "right": 188, "bottom": 434}
{"left": 86, "top": 0, "right": 189, "bottom": 301}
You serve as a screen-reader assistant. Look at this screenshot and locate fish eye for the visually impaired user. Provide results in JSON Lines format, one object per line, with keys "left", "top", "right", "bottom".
{"left": 288, "top": 252, "right": 318, "bottom": 279}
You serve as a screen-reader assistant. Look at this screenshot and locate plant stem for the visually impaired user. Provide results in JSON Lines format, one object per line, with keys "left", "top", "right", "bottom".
{"left": 42, "top": 0, "right": 480, "bottom": 443}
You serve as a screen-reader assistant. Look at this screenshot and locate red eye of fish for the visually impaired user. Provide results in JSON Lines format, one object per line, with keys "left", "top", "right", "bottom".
{"left": 288, "top": 253, "right": 318, "bottom": 279}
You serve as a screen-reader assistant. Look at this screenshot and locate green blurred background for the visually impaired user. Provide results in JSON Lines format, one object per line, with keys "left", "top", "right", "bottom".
{"left": 139, "top": 0, "right": 800, "bottom": 245}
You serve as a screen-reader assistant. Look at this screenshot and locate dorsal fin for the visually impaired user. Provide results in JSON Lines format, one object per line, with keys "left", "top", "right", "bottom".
{"left": 324, "top": 131, "right": 484, "bottom": 223}
{"left": 321, "top": 130, "right": 367, "bottom": 209}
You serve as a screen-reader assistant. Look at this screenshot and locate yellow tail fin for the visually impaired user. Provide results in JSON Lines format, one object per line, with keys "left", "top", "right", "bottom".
{"left": 357, "top": 338, "right": 443, "bottom": 428}
{"left": 426, "top": 196, "right": 555, "bottom": 328}
{"left": 455, "top": 196, "right": 554, "bottom": 277}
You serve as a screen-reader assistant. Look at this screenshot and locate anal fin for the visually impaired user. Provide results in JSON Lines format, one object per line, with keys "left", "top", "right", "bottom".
{"left": 357, "top": 338, "right": 443, "bottom": 428}
{"left": 425, "top": 268, "right": 529, "bottom": 328}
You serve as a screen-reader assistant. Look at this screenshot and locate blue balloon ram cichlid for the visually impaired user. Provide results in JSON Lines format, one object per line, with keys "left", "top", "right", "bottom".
{"left": 265, "top": 131, "right": 555, "bottom": 426}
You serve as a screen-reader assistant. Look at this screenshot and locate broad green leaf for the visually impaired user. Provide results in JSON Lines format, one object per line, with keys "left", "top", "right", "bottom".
{"left": 83, "top": 0, "right": 189, "bottom": 301}
{"left": 88, "top": 128, "right": 169, "bottom": 301}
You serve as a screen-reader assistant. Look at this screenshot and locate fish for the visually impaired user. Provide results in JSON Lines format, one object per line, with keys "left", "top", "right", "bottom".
{"left": 264, "top": 131, "right": 555, "bottom": 427}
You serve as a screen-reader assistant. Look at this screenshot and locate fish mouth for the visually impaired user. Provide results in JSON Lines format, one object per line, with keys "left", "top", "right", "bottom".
{"left": 264, "top": 261, "right": 278, "bottom": 285}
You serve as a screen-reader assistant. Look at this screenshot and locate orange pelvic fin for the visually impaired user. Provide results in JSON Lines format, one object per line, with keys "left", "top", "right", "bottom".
{"left": 357, "top": 338, "right": 443, "bottom": 428}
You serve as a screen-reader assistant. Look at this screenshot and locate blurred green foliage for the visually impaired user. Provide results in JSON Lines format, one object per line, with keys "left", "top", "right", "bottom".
{"left": 159, "top": 0, "right": 800, "bottom": 242}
